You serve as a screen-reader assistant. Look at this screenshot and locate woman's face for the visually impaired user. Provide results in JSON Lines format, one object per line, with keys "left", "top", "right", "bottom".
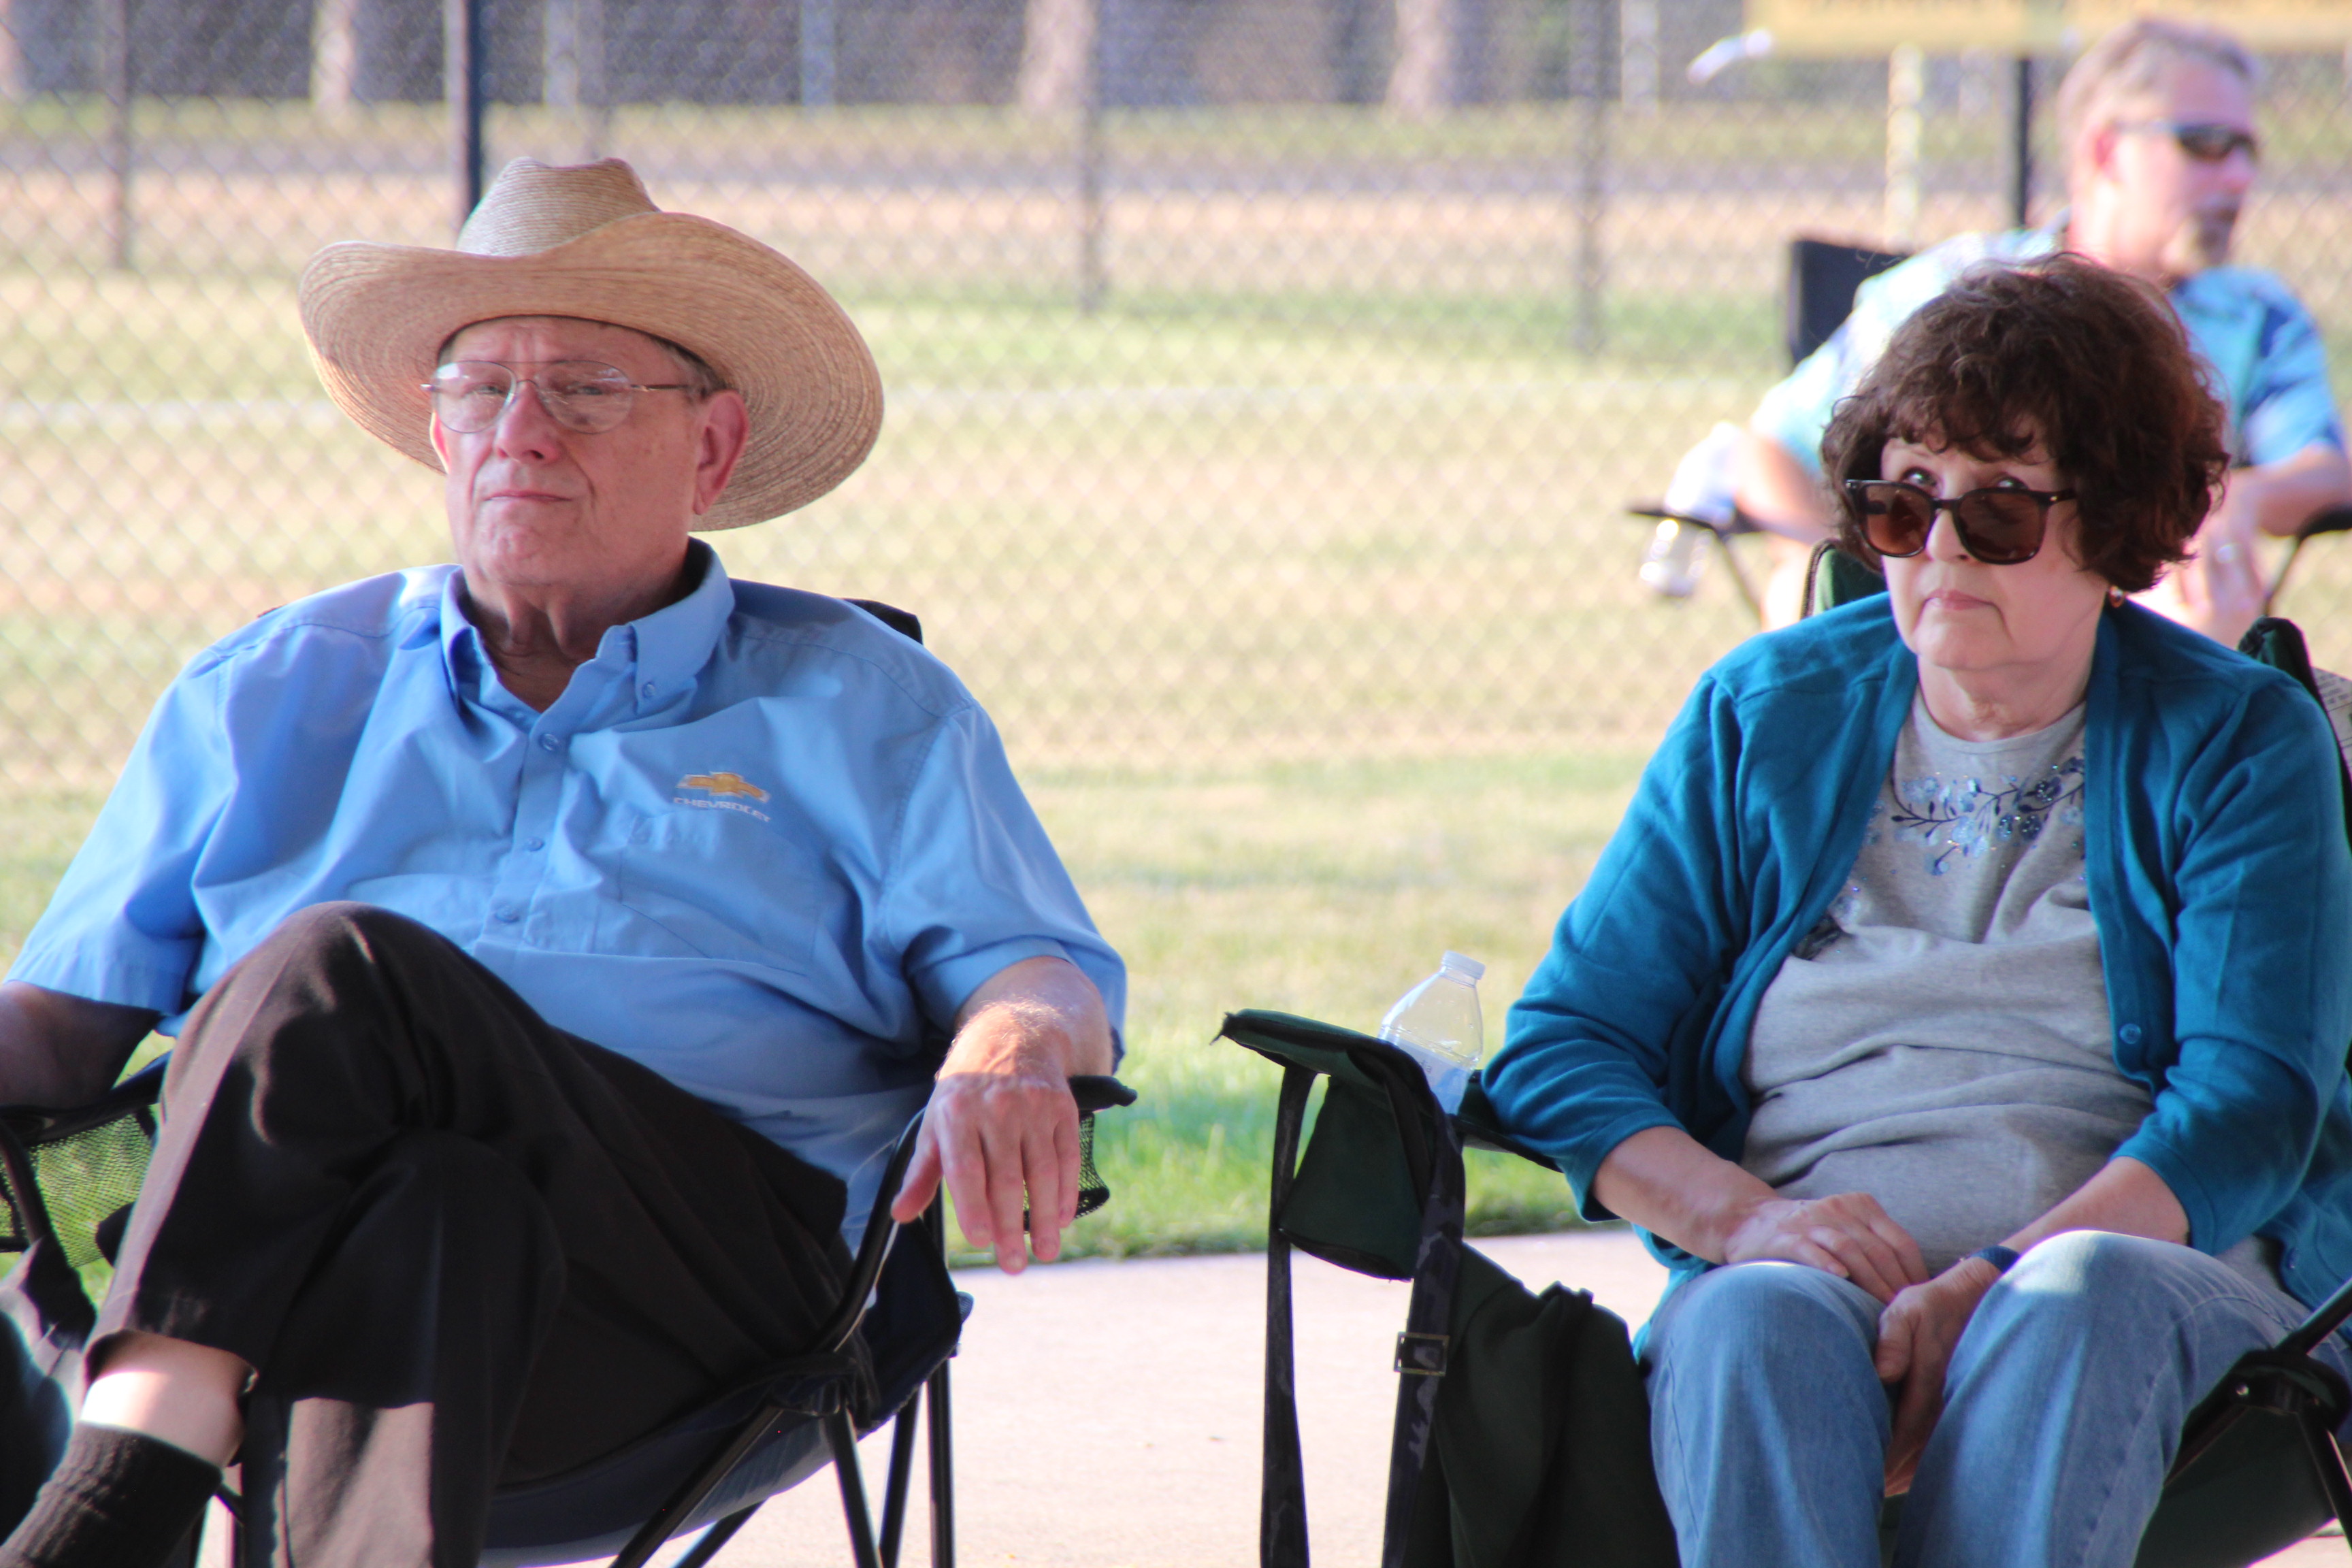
{"left": 1878, "top": 434, "right": 2112, "bottom": 686}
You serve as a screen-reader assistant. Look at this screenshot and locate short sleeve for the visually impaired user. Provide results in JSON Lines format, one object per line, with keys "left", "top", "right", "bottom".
{"left": 8, "top": 658, "right": 234, "bottom": 1015}
{"left": 2238, "top": 290, "right": 2346, "bottom": 468}
{"left": 882, "top": 706, "right": 1126, "bottom": 1051}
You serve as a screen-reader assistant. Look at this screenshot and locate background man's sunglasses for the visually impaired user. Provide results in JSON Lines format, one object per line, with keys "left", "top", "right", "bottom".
{"left": 1845, "top": 479, "right": 2076, "bottom": 566}
{"left": 2117, "top": 120, "right": 2261, "bottom": 163}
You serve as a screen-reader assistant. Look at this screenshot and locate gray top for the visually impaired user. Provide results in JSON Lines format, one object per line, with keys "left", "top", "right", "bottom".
{"left": 1741, "top": 697, "right": 2155, "bottom": 1275}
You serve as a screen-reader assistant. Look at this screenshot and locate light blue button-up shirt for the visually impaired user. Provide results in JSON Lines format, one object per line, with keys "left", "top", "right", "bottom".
{"left": 1754, "top": 220, "right": 2346, "bottom": 476}
{"left": 10, "top": 542, "right": 1125, "bottom": 1218}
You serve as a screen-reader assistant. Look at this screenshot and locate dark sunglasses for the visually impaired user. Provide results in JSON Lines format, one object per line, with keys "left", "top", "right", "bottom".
{"left": 1844, "top": 479, "right": 2076, "bottom": 566}
{"left": 2117, "top": 120, "right": 2260, "bottom": 163}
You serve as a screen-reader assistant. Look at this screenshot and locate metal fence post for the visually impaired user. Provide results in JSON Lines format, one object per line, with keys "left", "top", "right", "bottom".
{"left": 800, "top": 0, "right": 836, "bottom": 109}
{"left": 1075, "top": 0, "right": 1104, "bottom": 316}
{"left": 446, "top": 0, "right": 487, "bottom": 231}
{"left": 2011, "top": 54, "right": 2034, "bottom": 229}
{"left": 1885, "top": 44, "right": 1925, "bottom": 249}
{"left": 99, "top": 0, "right": 133, "bottom": 270}
{"left": 1571, "top": 0, "right": 1607, "bottom": 355}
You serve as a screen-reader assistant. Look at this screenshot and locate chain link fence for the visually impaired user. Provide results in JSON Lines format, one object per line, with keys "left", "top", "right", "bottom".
{"left": 5, "top": 3, "right": 2352, "bottom": 823}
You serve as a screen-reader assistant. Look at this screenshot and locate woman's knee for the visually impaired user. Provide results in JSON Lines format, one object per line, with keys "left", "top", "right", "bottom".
{"left": 1652, "top": 1262, "right": 1884, "bottom": 1380}
{"left": 1955, "top": 1230, "right": 2270, "bottom": 1387}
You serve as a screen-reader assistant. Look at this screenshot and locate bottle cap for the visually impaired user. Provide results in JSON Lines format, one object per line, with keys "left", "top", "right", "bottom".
{"left": 1439, "top": 951, "right": 1485, "bottom": 981}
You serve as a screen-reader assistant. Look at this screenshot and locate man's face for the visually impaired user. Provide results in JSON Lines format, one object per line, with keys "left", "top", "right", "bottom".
{"left": 2092, "top": 63, "right": 2259, "bottom": 280}
{"left": 429, "top": 315, "right": 742, "bottom": 602}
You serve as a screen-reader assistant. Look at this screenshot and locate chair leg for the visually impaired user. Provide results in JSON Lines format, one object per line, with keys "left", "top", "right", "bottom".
{"left": 671, "top": 1503, "right": 763, "bottom": 1568}
{"left": 928, "top": 1361, "right": 956, "bottom": 1568}
{"left": 827, "top": 1408, "right": 885, "bottom": 1568}
{"left": 2294, "top": 1408, "right": 2352, "bottom": 1554}
{"left": 1708, "top": 528, "right": 1763, "bottom": 623}
{"left": 2266, "top": 535, "right": 2310, "bottom": 615}
{"left": 878, "top": 1395, "right": 922, "bottom": 1568}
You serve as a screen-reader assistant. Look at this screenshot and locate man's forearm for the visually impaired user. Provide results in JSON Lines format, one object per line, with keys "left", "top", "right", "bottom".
{"left": 2232, "top": 445, "right": 2352, "bottom": 539}
{"left": 943, "top": 956, "right": 1114, "bottom": 1079}
{"left": 0, "top": 982, "right": 159, "bottom": 1107}
{"left": 1735, "top": 427, "right": 1836, "bottom": 544}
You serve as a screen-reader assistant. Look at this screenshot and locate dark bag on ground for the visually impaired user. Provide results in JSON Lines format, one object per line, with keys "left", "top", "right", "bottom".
{"left": 1222, "top": 1009, "right": 1676, "bottom": 1568}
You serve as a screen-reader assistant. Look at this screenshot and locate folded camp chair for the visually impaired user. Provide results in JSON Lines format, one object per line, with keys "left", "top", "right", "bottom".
{"left": 0, "top": 1058, "right": 1134, "bottom": 1568}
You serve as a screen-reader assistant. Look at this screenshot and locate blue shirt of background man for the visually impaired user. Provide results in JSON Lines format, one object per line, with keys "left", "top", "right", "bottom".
{"left": 1752, "top": 220, "right": 2347, "bottom": 476}
{"left": 8, "top": 540, "right": 1126, "bottom": 1220}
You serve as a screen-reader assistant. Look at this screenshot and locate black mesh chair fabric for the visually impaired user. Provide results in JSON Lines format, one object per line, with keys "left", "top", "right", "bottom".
{"left": 0, "top": 1061, "right": 167, "bottom": 1273}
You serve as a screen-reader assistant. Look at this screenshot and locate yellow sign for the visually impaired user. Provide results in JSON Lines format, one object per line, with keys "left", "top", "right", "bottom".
{"left": 1750, "top": 0, "right": 2352, "bottom": 53}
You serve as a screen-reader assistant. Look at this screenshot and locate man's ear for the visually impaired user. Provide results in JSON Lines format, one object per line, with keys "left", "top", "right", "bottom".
{"left": 691, "top": 391, "right": 750, "bottom": 515}
{"left": 2085, "top": 122, "right": 2122, "bottom": 183}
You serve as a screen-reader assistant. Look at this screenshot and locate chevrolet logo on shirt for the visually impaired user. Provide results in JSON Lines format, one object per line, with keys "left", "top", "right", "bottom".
{"left": 678, "top": 771, "right": 770, "bottom": 802}
{"left": 674, "top": 771, "right": 773, "bottom": 820}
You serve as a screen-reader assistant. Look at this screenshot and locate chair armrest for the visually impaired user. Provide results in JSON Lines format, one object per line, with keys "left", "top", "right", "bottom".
{"left": 0, "top": 1056, "right": 167, "bottom": 1147}
{"left": 1069, "top": 1075, "right": 1135, "bottom": 1115}
{"left": 2300, "top": 505, "right": 2352, "bottom": 540}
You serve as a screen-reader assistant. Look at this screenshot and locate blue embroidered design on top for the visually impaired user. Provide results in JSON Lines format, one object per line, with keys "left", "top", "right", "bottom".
{"left": 1891, "top": 757, "right": 2085, "bottom": 875}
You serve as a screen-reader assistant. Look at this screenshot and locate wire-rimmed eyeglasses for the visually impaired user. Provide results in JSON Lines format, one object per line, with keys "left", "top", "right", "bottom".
{"left": 423, "top": 361, "right": 694, "bottom": 435}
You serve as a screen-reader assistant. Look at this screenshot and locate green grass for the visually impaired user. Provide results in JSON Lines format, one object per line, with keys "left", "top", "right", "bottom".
{"left": 11, "top": 88, "right": 2352, "bottom": 1269}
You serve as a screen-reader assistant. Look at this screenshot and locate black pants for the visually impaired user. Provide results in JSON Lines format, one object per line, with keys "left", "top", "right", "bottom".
{"left": 93, "top": 903, "right": 860, "bottom": 1567}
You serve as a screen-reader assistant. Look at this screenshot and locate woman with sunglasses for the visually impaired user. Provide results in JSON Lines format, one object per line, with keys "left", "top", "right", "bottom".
{"left": 1486, "top": 255, "right": 2352, "bottom": 1568}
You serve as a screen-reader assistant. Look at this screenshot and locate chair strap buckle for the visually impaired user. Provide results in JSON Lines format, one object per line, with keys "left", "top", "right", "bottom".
{"left": 1394, "top": 1331, "right": 1450, "bottom": 1377}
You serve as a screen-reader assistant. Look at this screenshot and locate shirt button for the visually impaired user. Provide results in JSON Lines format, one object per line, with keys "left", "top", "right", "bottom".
{"left": 2119, "top": 1024, "right": 2143, "bottom": 1045}
{"left": 640, "top": 682, "right": 657, "bottom": 699}
{"left": 492, "top": 907, "right": 519, "bottom": 924}
{"left": 539, "top": 734, "right": 563, "bottom": 752}
{"left": 524, "top": 837, "right": 544, "bottom": 851}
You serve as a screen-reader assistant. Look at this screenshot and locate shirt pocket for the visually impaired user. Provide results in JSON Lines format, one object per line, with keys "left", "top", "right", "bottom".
{"left": 614, "top": 804, "right": 824, "bottom": 976}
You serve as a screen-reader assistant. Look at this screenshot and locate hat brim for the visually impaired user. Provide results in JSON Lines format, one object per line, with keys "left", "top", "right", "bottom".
{"left": 297, "top": 212, "right": 883, "bottom": 529}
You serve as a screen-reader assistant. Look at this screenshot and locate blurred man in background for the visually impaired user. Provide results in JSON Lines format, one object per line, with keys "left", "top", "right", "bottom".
{"left": 1735, "top": 17, "right": 2350, "bottom": 640}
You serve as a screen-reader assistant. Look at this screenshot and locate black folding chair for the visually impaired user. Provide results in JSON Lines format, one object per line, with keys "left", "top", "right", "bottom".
{"left": 0, "top": 1061, "right": 1135, "bottom": 1568}
{"left": 1628, "top": 237, "right": 1912, "bottom": 618}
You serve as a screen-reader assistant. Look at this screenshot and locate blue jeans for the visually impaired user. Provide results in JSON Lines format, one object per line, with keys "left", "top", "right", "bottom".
{"left": 1643, "top": 1232, "right": 2352, "bottom": 1568}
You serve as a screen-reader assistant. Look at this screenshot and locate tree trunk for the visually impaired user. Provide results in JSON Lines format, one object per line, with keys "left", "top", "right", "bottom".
{"left": 1386, "top": 0, "right": 1455, "bottom": 119}
{"left": 1018, "top": 0, "right": 1095, "bottom": 117}
{"left": 312, "top": 0, "right": 359, "bottom": 115}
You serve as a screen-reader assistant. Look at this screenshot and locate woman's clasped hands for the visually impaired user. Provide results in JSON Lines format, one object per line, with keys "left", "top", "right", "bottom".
{"left": 1720, "top": 1190, "right": 2001, "bottom": 1494}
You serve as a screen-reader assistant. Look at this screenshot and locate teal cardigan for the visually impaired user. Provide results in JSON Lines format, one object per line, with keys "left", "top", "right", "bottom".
{"left": 1488, "top": 598, "right": 2352, "bottom": 1311}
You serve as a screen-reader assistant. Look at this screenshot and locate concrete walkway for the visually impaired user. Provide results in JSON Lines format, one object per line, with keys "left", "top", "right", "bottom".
{"left": 640, "top": 1229, "right": 2339, "bottom": 1567}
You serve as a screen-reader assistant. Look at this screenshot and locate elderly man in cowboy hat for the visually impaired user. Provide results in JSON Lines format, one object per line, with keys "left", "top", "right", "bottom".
{"left": 0, "top": 158, "right": 1123, "bottom": 1568}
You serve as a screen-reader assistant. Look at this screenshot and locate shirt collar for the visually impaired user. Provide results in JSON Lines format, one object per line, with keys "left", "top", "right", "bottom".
{"left": 432, "top": 538, "right": 734, "bottom": 708}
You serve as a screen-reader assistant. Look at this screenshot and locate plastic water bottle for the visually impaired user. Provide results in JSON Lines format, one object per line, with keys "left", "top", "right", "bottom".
{"left": 1379, "top": 952, "right": 1486, "bottom": 1113}
{"left": 1640, "top": 422, "right": 1745, "bottom": 599}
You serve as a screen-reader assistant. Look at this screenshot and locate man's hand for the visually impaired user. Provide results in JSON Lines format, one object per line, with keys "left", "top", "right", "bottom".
{"left": 1720, "top": 1191, "right": 1930, "bottom": 1305}
{"left": 1874, "top": 1256, "right": 2002, "bottom": 1494}
{"left": 2136, "top": 446, "right": 2352, "bottom": 645}
{"left": 2136, "top": 511, "right": 2266, "bottom": 646}
{"left": 888, "top": 956, "right": 1114, "bottom": 1273}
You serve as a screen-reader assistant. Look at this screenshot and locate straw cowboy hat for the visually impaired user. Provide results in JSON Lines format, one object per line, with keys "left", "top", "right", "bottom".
{"left": 297, "top": 157, "right": 883, "bottom": 529}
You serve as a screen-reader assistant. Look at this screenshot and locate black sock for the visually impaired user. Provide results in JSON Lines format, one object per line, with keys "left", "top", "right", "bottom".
{"left": 0, "top": 1425, "right": 219, "bottom": 1568}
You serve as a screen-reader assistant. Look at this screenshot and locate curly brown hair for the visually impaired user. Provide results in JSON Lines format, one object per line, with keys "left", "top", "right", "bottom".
{"left": 1820, "top": 253, "right": 2230, "bottom": 592}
